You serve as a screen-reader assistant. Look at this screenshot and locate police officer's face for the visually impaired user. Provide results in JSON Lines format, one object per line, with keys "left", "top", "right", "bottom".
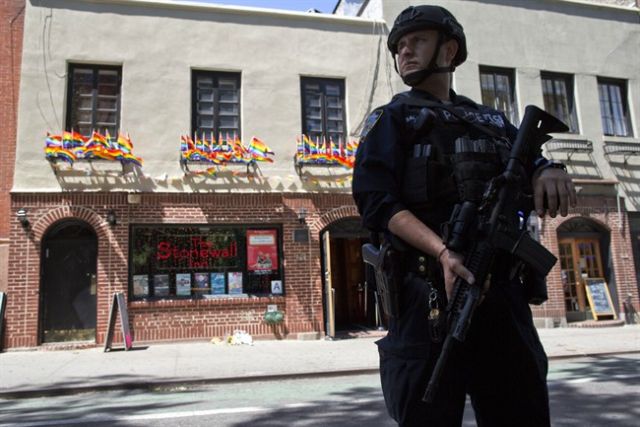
{"left": 396, "top": 29, "right": 439, "bottom": 78}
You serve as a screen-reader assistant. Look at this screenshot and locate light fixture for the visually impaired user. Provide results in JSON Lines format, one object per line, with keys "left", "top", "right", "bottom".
{"left": 16, "top": 208, "right": 29, "bottom": 228}
{"left": 106, "top": 210, "right": 117, "bottom": 226}
{"left": 297, "top": 208, "right": 307, "bottom": 225}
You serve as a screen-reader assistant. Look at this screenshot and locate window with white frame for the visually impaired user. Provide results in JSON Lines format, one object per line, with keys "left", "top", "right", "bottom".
{"left": 598, "top": 78, "right": 633, "bottom": 137}
{"left": 541, "top": 72, "right": 579, "bottom": 133}
{"left": 479, "top": 66, "right": 519, "bottom": 125}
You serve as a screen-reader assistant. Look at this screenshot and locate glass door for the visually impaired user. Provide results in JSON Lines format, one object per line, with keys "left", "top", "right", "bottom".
{"left": 559, "top": 238, "right": 604, "bottom": 314}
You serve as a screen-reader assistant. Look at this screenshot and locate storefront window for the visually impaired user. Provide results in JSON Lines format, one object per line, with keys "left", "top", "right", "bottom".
{"left": 129, "top": 225, "right": 283, "bottom": 300}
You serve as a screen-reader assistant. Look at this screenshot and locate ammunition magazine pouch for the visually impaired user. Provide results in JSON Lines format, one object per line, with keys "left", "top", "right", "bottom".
{"left": 522, "top": 265, "right": 549, "bottom": 305}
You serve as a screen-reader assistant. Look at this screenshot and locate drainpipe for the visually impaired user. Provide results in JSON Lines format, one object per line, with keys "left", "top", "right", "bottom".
{"left": 616, "top": 183, "right": 622, "bottom": 232}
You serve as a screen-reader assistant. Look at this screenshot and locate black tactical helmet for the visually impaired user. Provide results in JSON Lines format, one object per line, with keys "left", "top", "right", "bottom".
{"left": 388, "top": 5, "right": 467, "bottom": 68}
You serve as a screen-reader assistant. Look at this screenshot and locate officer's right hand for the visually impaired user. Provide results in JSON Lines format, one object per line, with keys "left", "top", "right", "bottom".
{"left": 439, "top": 249, "right": 475, "bottom": 300}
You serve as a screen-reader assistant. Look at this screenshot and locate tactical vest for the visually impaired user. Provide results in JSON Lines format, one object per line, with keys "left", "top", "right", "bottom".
{"left": 395, "top": 93, "right": 512, "bottom": 230}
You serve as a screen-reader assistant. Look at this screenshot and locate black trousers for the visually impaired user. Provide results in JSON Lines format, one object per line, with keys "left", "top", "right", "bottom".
{"left": 378, "top": 274, "right": 550, "bottom": 427}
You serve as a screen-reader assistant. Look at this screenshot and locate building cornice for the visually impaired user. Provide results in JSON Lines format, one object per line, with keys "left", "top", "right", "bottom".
{"left": 554, "top": 0, "right": 639, "bottom": 12}
{"left": 76, "top": 0, "right": 384, "bottom": 25}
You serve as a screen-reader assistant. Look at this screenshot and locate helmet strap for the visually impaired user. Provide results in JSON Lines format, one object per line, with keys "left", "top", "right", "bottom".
{"left": 396, "top": 32, "right": 455, "bottom": 87}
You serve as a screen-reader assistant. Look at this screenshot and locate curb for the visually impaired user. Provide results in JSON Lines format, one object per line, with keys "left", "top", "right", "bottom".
{"left": 0, "top": 368, "right": 381, "bottom": 400}
{"left": 3, "top": 349, "right": 640, "bottom": 400}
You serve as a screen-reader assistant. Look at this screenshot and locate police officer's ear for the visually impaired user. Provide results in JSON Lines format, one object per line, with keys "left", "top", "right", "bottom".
{"left": 440, "top": 38, "right": 459, "bottom": 68}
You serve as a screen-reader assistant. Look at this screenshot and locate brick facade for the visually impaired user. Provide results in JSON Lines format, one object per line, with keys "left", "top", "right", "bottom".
{"left": 6, "top": 189, "right": 638, "bottom": 349}
{"left": 0, "top": 0, "right": 24, "bottom": 292}
{"left": 5, "top": 192, "right": 358, "bottom": 348}
{"left": 532, "top": 195, "right": 640, "bottom": 324}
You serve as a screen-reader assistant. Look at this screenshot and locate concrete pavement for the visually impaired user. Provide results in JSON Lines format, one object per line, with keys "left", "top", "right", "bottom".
{"left": 0, "top": 324, "right": 638, "bottom": 399}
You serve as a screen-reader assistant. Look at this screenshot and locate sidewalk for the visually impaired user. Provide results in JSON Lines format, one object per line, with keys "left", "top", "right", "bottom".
{"left": 0, "top": 325, "right": 638, "bottom": 399}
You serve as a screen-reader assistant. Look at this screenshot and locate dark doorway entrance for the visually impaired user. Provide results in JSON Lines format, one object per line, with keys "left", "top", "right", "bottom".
{"left": 41, "top": 220, "right": 98, "bottom": 343}
{"left": 321, "top": 218, "right": 376, "bottom": 336}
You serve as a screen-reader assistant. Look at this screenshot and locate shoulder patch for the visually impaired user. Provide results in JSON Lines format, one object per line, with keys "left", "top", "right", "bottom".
{"left": 360, "top": 110, "right": 383, "bottom": 140}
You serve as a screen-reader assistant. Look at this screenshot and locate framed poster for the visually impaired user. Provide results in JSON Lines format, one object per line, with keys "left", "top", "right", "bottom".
{"left": 247, "top": 229, "right": 278, "bottom": 272}
{"left": 193, "top": 272, "right": 210, "bottom": 294}
{"left": 584, "top": 278, "right": 616, "bottom": 320}
{"left": 154, "top": 274, "right": 170, "bottom": 296}
{"left": 176, "top": 273, "right": 192, "bottom": 296}
{"left": 132, "top": 275, "right": 149, "bottom": 297}
{"left": 211, "top": 272, "right": 226, "bottom": 295}
{"left": 228, "top": 272, "right": 244, "bottom": 294}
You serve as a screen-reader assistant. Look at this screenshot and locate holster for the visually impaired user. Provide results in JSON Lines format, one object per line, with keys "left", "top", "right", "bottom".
{"left": 362, "top": 242, "right": 402, "bottom": 318}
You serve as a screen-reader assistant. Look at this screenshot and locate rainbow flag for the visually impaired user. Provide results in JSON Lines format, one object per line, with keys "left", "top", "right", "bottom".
{"left": 45, "top": 130, "right": 143, "bottom": 167}
{"left": 294, "top": 134, "right": 358, "bottom": 169}
{"left": 180, "top": 134, "right": 276, "bottom": 169}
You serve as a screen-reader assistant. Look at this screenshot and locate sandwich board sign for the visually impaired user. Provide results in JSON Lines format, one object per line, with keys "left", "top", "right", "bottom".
{"left": 104, "top": 292, "right": 133, "bottom": 352}
{"left": 584, "top": 278, "right": 616, "bottom": 320}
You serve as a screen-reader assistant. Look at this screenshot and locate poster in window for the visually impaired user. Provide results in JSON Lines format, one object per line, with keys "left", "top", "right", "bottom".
{"left": 228, "top": 272, "right": 243, "bottom": 294}
{"left": 247, "top": 229, "right": 278, "bottom": 272}
{"left": 154, "top": 274, "right": 170, "bottom": 296}
{"left": 211, "top": 272, "right": 226, "bottom": 295}
{"left": 133, "top": 275, "right": 149, "bottom": 297}
{"left": 193, "top": 272, "right": 209, "bottom": 294}
{"left": 271, "top": 280, "right": 283, "bottom": 295}
{"left": 176, "top": 273, "right": 192, "bottom": 296}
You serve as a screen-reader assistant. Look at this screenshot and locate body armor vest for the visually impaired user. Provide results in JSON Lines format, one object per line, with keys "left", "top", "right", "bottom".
{"left": 396, "top": 93, "right": 511, "bottom": 230}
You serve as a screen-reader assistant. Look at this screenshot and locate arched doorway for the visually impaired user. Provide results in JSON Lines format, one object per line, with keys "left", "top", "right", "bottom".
{"left": 557, "top": 217, "right": 611, "bottom": 322}
{"left": 321, "top": 217, "right": 376, "bottom": 337}
{"left": 40, "top": 220, "right": 98, "bottom": 343}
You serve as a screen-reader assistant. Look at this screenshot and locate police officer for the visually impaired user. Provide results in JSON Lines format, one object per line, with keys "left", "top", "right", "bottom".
{"left": 352, "top": 5, "right": 576, "bottom": 427}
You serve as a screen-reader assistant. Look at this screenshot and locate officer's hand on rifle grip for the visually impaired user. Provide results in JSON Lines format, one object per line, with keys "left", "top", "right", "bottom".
{"left": 533, "top": 167, "right": 577, "bottom": 218}
{"left": 439, "top": 248, "right": 475, "bottom": 300}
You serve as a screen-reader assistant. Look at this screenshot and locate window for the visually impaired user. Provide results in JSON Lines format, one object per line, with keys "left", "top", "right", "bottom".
{"left": 541, "top": 72, "right": 579, "bottom": 133}
{"left": 66, "top": 64, "right": 121, "bottom": 137}
{"left": 129, "top": 225, "right": 283, "bottom": 300}
{"left": 192, "top": 71, "right": 240, "bottom": 142}
{"left": 598, "top": 78, "right": 633, "bottom": 137}
{"left": 479, "top": 66, "right": 519, "bottom": 125}
{"left": 301, "top": 77, "right": 346, "bottom": 145}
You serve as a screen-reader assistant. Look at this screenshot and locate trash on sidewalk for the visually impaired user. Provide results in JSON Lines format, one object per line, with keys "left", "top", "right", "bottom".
{"left": 226, "top": 330, "right": 254, "bottom": 346}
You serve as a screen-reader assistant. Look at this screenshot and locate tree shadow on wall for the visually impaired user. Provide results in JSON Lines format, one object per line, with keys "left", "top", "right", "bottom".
{"left": 609, "top": 160, "right": 640, "bottom": 211}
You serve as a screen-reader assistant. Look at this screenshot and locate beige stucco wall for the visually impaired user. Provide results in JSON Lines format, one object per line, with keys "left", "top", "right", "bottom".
{"left": 14, "top": 0, "right": 392, "bottom": 193}
{"left": 14, "top": 0, "right": 640, "bottom": 206}
{"left": 377, "top": 0, "right": 640, "bottom": 209}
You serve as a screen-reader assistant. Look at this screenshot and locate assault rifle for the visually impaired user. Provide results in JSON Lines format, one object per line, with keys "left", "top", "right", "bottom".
{"left": 422, "top": 105, "right": 568, "bottom": 403}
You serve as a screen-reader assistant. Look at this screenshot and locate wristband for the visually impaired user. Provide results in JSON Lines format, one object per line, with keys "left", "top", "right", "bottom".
{"left": 437, "top": 246, "right": 448, "bottom": 263}
{"left": 536, "top": 159, "right": 567, "bottom": 173}
{"left": 548, "top": 161, "right": 567, "bottom": 171}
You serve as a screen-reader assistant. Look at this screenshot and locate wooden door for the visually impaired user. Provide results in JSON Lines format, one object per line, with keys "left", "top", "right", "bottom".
{"left": 322, "top": 231, "right": 335, "bottom": 338}
{"left": 558, "top": 238, "right": 604, "bottom": 313}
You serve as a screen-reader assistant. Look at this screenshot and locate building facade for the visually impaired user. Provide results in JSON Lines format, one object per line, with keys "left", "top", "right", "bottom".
{"left": 0, "top": 0, "right": 25, "bottom": 295}
{"left": 3, "top": 0, "right": 639, "bottom": 349}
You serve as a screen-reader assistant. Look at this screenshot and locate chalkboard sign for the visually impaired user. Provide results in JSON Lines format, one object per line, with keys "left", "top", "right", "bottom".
{"left": 104, "top": 292, "right": 133, "bottom": 352}
{"left": 584, "top": 278, "right": 616, "bottom": 320}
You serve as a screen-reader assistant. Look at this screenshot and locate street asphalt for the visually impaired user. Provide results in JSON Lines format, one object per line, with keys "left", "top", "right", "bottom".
{"left": 0, "top": 324, "right": 638, "bottom": 399}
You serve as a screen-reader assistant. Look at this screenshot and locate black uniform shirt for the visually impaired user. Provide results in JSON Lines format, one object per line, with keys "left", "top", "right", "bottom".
{"left": 352, "top": 88, "right": 541, "bottom": 234}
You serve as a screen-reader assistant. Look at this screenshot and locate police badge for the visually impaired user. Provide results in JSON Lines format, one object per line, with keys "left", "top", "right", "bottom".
{"left": 360, "top": 109, "right": 383, "bottom": 140}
